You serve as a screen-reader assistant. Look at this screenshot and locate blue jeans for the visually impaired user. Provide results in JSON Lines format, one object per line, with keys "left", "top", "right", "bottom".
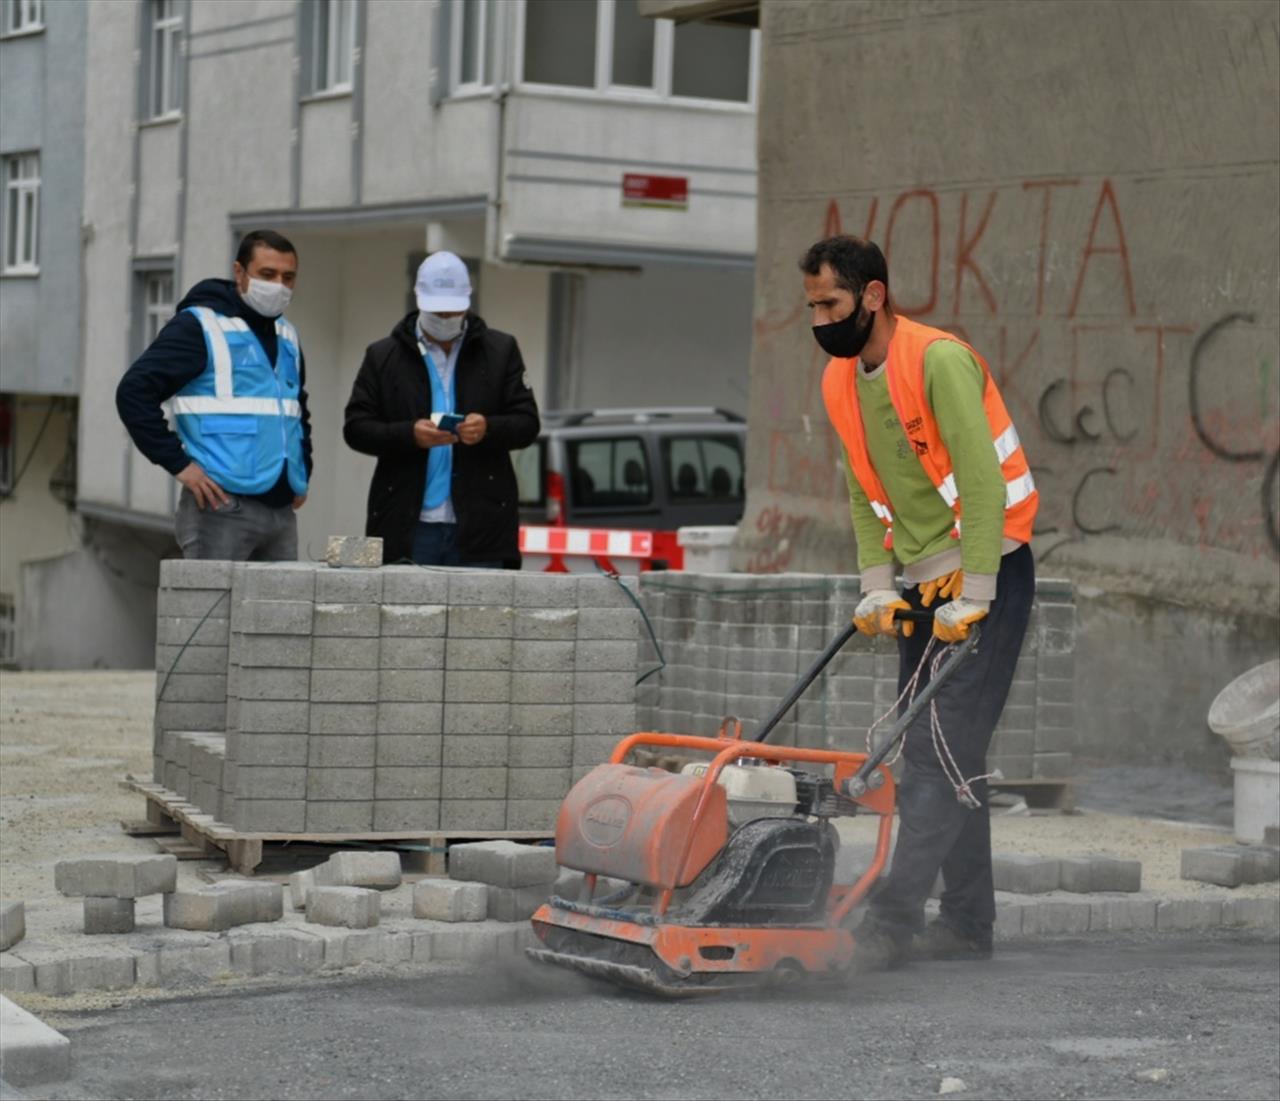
{"left": 411, "top": 522, "right": 501, "bottom": 569}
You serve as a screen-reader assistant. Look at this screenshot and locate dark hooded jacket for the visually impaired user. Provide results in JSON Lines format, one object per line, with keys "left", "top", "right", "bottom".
{"left": 114, "top": 278, "right": 314, "bottom": 507}
{"left": 343, "top": 311, "right": 540, "bottom": 566}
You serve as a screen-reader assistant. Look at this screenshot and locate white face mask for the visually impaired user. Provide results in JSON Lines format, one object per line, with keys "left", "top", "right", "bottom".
{"left": 419, "top": 310, "right": 465, "bottom": 343}
{"left": 241, "top": 277, "right": 293, "bottom": 318}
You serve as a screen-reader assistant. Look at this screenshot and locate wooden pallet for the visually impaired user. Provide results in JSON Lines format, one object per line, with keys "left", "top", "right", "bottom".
{"left": 120, "top": 776, "right": 553, "bottom": 876}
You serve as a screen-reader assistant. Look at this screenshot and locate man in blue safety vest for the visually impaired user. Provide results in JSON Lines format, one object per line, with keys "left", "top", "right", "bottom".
{"left": 117, "top": 230, "right": 313, "bottom": 560}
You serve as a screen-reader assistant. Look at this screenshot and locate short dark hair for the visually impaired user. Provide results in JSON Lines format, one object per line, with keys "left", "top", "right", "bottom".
{"left": 235, "top": 229, "right": 298, "bottom": 269}
{"left": 799, "top": 235, "right": 892, "bottom": 312}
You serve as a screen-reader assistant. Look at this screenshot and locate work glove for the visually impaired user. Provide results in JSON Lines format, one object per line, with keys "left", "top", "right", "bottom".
{"left": 918, "top": 568, "right": 962, "bottom": 608}
{"left": 934, "top": 597, "right": 989, "bottom": 643}
{"left": 853, "top": 590, "right": 914, "bottom": 638}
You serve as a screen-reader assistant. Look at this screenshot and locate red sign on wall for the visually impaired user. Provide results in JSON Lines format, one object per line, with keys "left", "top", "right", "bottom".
{"left": 622, "top": 173, "right": 689, "bottom": 211}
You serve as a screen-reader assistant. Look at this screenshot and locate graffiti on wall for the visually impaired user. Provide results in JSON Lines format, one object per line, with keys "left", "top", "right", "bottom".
{"left": 753, "top": 175, "right": 1280, "bottom": 569}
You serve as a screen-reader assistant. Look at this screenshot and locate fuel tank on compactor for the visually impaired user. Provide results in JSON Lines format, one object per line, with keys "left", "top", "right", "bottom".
{"left": 555, "top": 763, "right": 729, "bottom": 889}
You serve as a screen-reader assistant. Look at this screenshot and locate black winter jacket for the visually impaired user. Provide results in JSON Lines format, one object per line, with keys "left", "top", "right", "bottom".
{"left": 343, "top": 311, "right": 540, "bottom": 565}
{"left": 115, "top": 278, "right": 314, "bottom": 508}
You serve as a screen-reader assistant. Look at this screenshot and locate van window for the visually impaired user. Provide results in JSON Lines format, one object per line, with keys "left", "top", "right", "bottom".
{"left": 663, "top": 435, "right": 744, "bottom": 501}
{"left": 511, "top": 441, "right": 545, "bottom": 507}
{"left": 567, "top": 436, "right": 652, "bottom": 507}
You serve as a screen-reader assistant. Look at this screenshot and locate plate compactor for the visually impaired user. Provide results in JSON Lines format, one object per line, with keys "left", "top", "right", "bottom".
{"left": 528, "top": 612, "right": 980, "bottom": 996}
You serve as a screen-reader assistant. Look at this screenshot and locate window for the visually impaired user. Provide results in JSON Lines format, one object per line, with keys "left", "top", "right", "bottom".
{"left": 518, "top": 1, "right": 756, "bottom": 105}
{"left": 309, "top": 0, "right": 356, "bottom": 94}
{"left": 2, "top": 153, "right": 39, "bottom": 274}
{"left": 567, "top": 436, "right": 652, "bottom": 508}
{"left": 144, "top": 272, "right": 175, "bottom": 342}
{"left": 663, "top": 435, "right": 743, "bottom": 501}
{"left": 147, "top": 0, "right": 183, "bottom": 119}
{"left": 452, "top": 0, "right": 496, "bottom": 91}
{"left": 511, "top": 440, "right": 546, "bottom": 508}
{"left": 3, "top": 0, "right": 43, "bottom": 35}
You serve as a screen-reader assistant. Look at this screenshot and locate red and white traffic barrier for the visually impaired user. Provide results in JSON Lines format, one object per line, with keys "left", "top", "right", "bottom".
{"left": 519, "top": 525, "right": 684, "bottom": 574}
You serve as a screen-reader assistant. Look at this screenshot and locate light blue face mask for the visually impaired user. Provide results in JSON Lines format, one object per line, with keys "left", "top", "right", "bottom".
{"left": 418, "top": 310, "right": 465, "bottom": 342}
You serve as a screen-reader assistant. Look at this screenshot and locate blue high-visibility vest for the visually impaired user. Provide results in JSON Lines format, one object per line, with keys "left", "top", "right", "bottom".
{"left": 419, "top": 338, "right": 455, "bottom": 511}
{"left": 170, "top": 306, "right": 309, "bottom": 496}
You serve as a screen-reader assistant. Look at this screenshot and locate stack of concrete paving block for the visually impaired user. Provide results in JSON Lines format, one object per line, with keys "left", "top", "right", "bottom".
{"left": 636, "top": 572, "right": 1077, "bottom": 781}
{"left": 55, "top": 855, "right": 178, "bottom": 933}
{"left": 156, "top": 731, "right": 225, "bottom": 815}
{"left": 449, "top": 839, "right": 559, "bottom": 921}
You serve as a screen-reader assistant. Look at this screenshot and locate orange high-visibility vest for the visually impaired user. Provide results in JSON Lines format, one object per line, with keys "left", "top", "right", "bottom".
{"left": 821, "top": 316, "right": 1038, "bottom": 550}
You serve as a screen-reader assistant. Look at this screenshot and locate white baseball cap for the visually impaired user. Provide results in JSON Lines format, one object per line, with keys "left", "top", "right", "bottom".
{"left": 414, "top": 251, "right": 472, "bottom": 312}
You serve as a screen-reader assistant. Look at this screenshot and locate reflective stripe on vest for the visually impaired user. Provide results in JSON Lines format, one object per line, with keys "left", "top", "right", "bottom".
{"left": 170, "top": 396, "right": 303, "bottom": 418}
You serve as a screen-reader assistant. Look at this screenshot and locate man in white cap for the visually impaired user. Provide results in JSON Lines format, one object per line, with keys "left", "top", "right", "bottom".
{"left": 343, "top": 251, "right": 540, "bottom": 566}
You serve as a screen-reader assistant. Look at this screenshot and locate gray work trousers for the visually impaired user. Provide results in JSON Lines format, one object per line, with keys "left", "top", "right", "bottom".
{"left": 174, "top": 488, "right": 298, "bottom": 561}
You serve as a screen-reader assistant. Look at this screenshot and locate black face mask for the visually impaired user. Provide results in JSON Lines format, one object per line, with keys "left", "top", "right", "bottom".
{"left": 812, "top": 295, "right": 875, "bottom": 359}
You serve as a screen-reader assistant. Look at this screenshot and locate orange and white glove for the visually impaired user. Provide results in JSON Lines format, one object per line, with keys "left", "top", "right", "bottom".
{"left": 918, "top": 568, "right": 962, "bottom": 608}
{"left": 934, "top": 597, "right": 989, "bottom": 643}
{"left": 853, "top": 590, "right": 914, "bottom": 638}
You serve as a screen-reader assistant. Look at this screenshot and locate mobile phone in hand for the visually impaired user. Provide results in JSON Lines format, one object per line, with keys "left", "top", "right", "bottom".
{"left": 431, "top": 412, "right": 465, "bottom": 434}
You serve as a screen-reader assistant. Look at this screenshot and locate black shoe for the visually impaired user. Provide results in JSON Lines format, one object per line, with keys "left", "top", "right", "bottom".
{"left": 911, "top": 919, "right": 993, "bottom": 961}
{"left": 851, "top": 923, "right": 910, "bottom": 973}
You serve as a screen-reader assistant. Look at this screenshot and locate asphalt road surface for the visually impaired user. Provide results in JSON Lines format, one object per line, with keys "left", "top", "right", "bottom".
{"left": 34, "top": 931, "right": 1280, "bottom": 1101}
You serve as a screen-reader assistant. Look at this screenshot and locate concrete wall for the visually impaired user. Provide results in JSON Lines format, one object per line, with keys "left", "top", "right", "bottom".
{"left": 0, "top": 0, "right": 87, "bottom": 396}
{"left": 737, "top": 0, "right": 1280, "bottom": 772}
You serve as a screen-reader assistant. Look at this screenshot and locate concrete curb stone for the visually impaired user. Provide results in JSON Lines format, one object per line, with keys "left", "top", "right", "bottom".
{"left": 0, "top": 995, "right": 71, "bottom": 1086}
{"left": 0, "top": 904, "right": 25, "bottom": 952}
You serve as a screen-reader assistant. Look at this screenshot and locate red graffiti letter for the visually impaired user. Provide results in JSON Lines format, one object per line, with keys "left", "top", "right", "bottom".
{"left": 952, "top": 190, "right": 999, "bottom": 316}
{"left": 1022, "top": 179, "right": 1079, "bottom": 316}
{"left": 883, "top": 189, "right": 939, "bottom": 316}
{"left": 1068, "top": 179, "right": 1136, "bottom": 318}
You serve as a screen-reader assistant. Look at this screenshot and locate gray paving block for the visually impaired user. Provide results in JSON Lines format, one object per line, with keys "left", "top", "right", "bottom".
{"left": 444, "top": 702, "right": 511, "bottom": 735}
{"left": 1181, "top": 846, "right": 1247, "bottom": 887}
{"left": 0, "top": 954, "right": 36, "bottom": 993}
{"left": 381, "top": 604, "right": 448, "bottom": 637}
{"left": 380, "top": 668, "right": 445, "bottom": 702}
{"left": 380, "top": 636, "right": 446, "bottom": 670}
{"left": 509, "top": 704, "right": 573, "bottom": 737}
{"left": 307, "top": 768, "right": 375, "bottom": 801}
{"left": 414, "top": 879, "right": 488, "bottom": 921}
{"left": 378, "top": 703, "right": 445, "bottom": 735}
{"left": 1088, "top": 896, "right": 1158, "bottom": 932}
{"left": 574, "top": 640, "right": 638, "bottom": 672}
{"left": 573, "top": 703, "right": 638, "bottom": 734}
{"left": 449, "top": 605, "right": 514, "bottom": 638}
{"left": 1021, "top": 899, "right": 1091, "bottom": 935}
{"left": 288, "top": 868, "right": 316, "bottom": 910}
{"left": 514, "top": 608, "right": 578, "bottom": 641}
{"left": 155, "top": 700, "right": 227, "bottom": 732}
{"left": 83, "top": 896, "right": 135, "bottom": 934}
{"left": 156, "top": 643, "right": 230, "bottom": 676}
{"left": 236, "top": 700, "right": 309, "bottom": 734}
{"left": 441, "top": 767, "right": 508, "bottom": 800}
{"left": 312, "top": 636, "right": 380, "bottom": 670}
{"left": 164, "top": 881, "right": 283, "bottom": 931}
{"left": 318, "top": 851, "right": 403, "bottom": 890}
{"left": 1059, "top": 855, "right": 1142, "bottom": 893}
{"left": 315, "top": 569, "right": 382, "bottom": 604}
{"left": 450, "top": 839, "right": 557, "bottom": 888}
{"left": 234, "top": 765, "right": 306, "bottom": 800}
{"left": 231, "top": 633, "right": 313, "bottom": 669}
{"left": 486, "top": 883, "right": 553, "bottom": 922}
{"left": 0, "top": 993, "right": 72, "bottom": 1085}
{"left": 510, "top": 671, "right": 572, "bottom": 704}
{"left": 161, "top": 558, "right": 234, "bottom": 590}
{"left": 449, "top": 570, "right": 514, "bottom": 605}
{"left": 1032, "top": 752, "right": 1073, "bottom": 779}
{"left": 309, "top": 736, "right": 376, "bottom": 768}
{"left": 512, "top": 640, "right": 574, "bottom": 672}
{"left": 234, "top": 562, "right": 317, "bottom": 601}
{"left": 158, "top": 588, "right": 234, "bottom": 618}
{"left": 573, "top": 733, "right": 624, "bottom": 766}
{"left": 446, "top": 637, "right": 513, "bottom": 670}
{"left": 506, "top": 800, "right": 562, "bottom": 831}
{"left": 445, "top": 669, "right": 513, "bottom": 703}
{"left": 1156, "top": 898, "right": 1224, "bottom": 930}
{"left": 227, "top": 925, "right": 325, "bottom": 976}
{"left": 443, "top": 734, "right": 510, "bottom": 767}
{"left": 0, "top": 900, "right": 25, "bottom": 951}
{"left": 310, "top": 703, "right": 378, "bottom": 736}
{"left": 1241, "top": 844, "right": 1280, "bottom": 883}
{"left": 574, "top": 672, "right": 635, "bottom": 704}
{"left": 314, "top": 603, "right": 380, "bottom": 638}
{"left": 376, "top": 733, "right": 443, "bottom": 767}
{"left": 306, "top": 801, "right": 374, "bottom": 832}
{"left": 1222, "top": 896, "right": 1280, "bottom": 928}
{"left": 507, "top": 768, "right": 572, "bottom": 800}
{"left": 373, "top": 800, "right": 440, "bottom": 830}
{"left": 512, "top": 572, "right": 578, "bottom": 608}
{"left": 381, "top": 568, "right": 449, "bottom": 604}
{"left": 509, "top": 734, "right": 573, "bottom": 767}
{"left": 307, "top": 886, "right": 380, "bottom": 928}
{"left": 439, "top": 800, "right": 507, "bottom": 831}
{"left": 55, "top": 854, "right": 177, "bottom": 899}
{"left": 374, "top": 766, "right": 441, "bottom": 800}
{"left": 159, "top": 674, "right": 228, "bottom": 703}
{"left": 156, "top": 615, "right": 230, "bottom": 647}
{"left": 991, "top": 853, "right": 1060, "bottom": 894}
{"left": 227, "top": 731, "right": 309, "bottom": 765}
{"left": 992, "top": 898, "right": 1029, "bottom": 940}
{"left": 311, "top": 669, "right": 379, "bottom": 703}
{"left": 238, "top": 600, "right": 313, "bottom": 636}
{"left": 325, "top": 535, "right": 384, "bottom": 569}
{"left": 231, "top": 799, "right": 306, "bottom": 833}
{"left": 428, "top": 922, "right": 518, "bottom": 961}
{"left": 577, "top": 575, "right": 638, "bottom": 609}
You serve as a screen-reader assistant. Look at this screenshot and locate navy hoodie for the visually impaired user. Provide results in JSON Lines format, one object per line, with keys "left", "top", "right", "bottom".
{"left": 115, "top": 278, "right": 314, "bottom": 508}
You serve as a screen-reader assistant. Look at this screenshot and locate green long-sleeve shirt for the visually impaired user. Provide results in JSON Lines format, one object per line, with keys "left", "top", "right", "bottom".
{"left": 844, "top": 338, "right": 1010, "bottom": 602}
